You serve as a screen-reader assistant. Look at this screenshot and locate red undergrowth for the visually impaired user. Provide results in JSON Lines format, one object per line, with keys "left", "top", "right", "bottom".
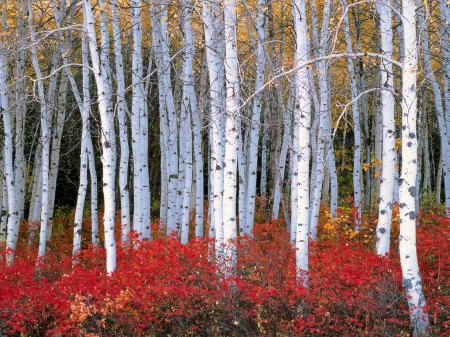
{"left": 0, "top": 208, "right": 449, "bottom": 336}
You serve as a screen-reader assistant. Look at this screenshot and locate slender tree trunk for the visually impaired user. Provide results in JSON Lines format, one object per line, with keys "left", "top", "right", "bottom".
{"left": 132, "top": 0, "right": 151, "bottom": 240}
{"left": 28, "top": 1, "right": 54, "bottom": 261}
{"left": 292, "top": 0, "right": 311, "bottom": 285}
{"left": 83, "top": 0, "right": 117, "bottom": 273}
{"left": 1, "top": 48, "right": 20, "bottom": 263}
{"left": 375, "top": 0, "right": 396, "bottom": 256}
{"left": 436, "top": 152, "right": 443, "bottom": 203}
{"left": 151, "top": 1, "right": 178, "bottom": 235}
{"left": 273, "top": 86, "right": 293, "bottom": 219}
{"left": 341, "top": 0, "right": 362, "bottom": 229}
{"left": 439, "top": 1, "right": 450, "bottom": 216}
{"left": 180, "top": 0, "right": 197, "bottom": 244}
{"left": 243, "top": 0, "right": 266, "bottom": 235}
{"left": 13, "top": 11, "right": 27, "bottom": 223}
{"left": 223, "top": 0, "right": 240, "bottom": 270}
{"left": 70, "top": 38, "right": 91, "bottom": 254}
{"left": 47, "top": 71, "right": 69, "bottom": 241}
{"left": 399, "top": 1, "right": 430, "bottom": 333}
{"left": 418, "top": 1, "right": 450, "bottom": 211}
{"left": 308, "top": 0, "right": 331, "bottom": 240}
{"left": 111, "top": 0, "right": 131, "bottom": 243}
{"left": 203, "top": 0, "right": 225, "bottom": 249}
{"left": 260, "top": 128, "right": 268, "bottom": 196}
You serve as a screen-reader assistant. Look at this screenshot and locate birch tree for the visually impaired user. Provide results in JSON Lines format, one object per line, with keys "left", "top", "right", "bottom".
{"left": 111, "top": 0, "right": 131, "bottom": 243}
{"left": 398, "top": 0, "right": 429, "bottom": 333}
{"left": 292, "top": 0, "right": 311, "bottom": 285}
{"left": 131, "top": 0, "right": 151, "bottom": 240}
{"left": 222, "top": 0, "right": 239, "bottom": 270}
{"left": 28, "top": 0, "right": 56, "bottom": 260}
{"left": 202, "top": 0, "right": 225, "bottom": 248}
{"left": 179, "top": 0, "right": 202, "bottom": 243}
{"left": 1, "top": 45, "right": 20, "bottom": 263}
{"left": 151, "top": 0, "right": 178, "bottom": 234}
{"left": 12, "top": 0, "right": 27, "bottom": 223}
{"left": 83, "top": 0, "right": 117, "bottom": 273}
{"left": 309, "top": 0, "right": 333, "bottom": 239}
{"left": 242, "top": 0, "right": 267, "bottom": 235}
{"left": 341, "top": 0, "right": 363, "bottom": 230}
{"left": 375, "top": 0, "right": 396, "bottom": 256}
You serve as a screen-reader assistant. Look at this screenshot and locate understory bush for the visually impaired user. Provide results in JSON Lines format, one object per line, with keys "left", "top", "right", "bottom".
{"left": 0, "top": 207, "right": 449, "bottom": 336}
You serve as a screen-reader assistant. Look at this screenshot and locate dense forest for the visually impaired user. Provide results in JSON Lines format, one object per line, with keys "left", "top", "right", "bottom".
{"left": 0, "top": 0, "right": 449, "bottom": 335}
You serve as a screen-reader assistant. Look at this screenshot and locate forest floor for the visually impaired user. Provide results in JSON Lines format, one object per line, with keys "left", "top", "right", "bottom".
{"left": 0, "top": 200, "right": 449, "bottom": 336}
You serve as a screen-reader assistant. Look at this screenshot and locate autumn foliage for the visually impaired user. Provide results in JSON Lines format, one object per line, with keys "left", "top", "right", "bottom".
{"left": 0, "top": 206, "right": 450, "bottom": 336}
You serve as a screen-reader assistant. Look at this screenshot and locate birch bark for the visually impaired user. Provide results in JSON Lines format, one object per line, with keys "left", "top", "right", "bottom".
{"left": 151, "top": 1, "right": 178, "bottom": 235}
{"left": 1, "top": 49, "right": 19, "bottom": 263}
{"left": 111, "top": 0, "right": 131, "bottom": 243}
{"left": 180, "top": 0, "right": 198, "bottom": 243}
{"left": 83, "top": 0, "right": 117, "bottom": 273}
{"left": 341, "top": 0, "right": 363, "bottom": 230}
{"left": 132, "top": 0, "right": 150, "bottom": 240}
{"left": 292, "top": 0, "right": 311, "bottom": 284}
{"left": 398, "top": 0, "right": 429, "bottom": 333}
{"left": 203, "top": 0, "right": 225, "bottom": 249}
{"left": 223, "top": 0, "right": 240, "bottom": 269}
{"left": 243, "top": 0, "right": 266, "bottom": 235}
{"left": 28, "top": 1, "right": 54, "bottom": 260}
{"left": 375, "top": 0, "right": 396, "bottom": 256}
{"left": 309, "top": 0, "right": 332, "bottom": 239}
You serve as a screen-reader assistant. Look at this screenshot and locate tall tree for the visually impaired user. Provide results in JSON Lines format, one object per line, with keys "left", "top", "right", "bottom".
{"left": 202, "top": 0, "right": 225, "bottom": 250}
{"left": 131, "top": 0, "right": 151, "bottom": 240}
{"left": 83, "top": 0, "right": 117, "bottom": 273}
{"left": 223, "top": 0, "right": 239, "bottom": 270}
{"left": 375, "top": 0, "right": 396, "bottom": 256}
{"left": 398, "top": 0, "right": 429, "bottom": 333}
{"left": 309, "top": 0, "right": 333, "bottom": 239}
{"left": 111, "top": 0, "right": 131, "bottom": 243}
{"left": 242, "top": 0, "right": 267, "bottom": 235}
{"left": 341, "top": 0, "right": 363, "bottom": 230}
{"left": 292, "top": 0, "right": 311, "bottom": 285}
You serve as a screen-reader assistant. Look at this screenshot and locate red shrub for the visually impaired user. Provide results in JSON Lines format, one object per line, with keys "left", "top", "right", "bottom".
{"left": 0, "top": 207, "right": 449, "bottom": 336}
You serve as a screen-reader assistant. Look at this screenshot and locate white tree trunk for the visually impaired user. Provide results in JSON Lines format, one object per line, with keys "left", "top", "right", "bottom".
{"left": 111, "top": 0, "right": 131, "bottom": 243}
{"left": 436, "top": 1, "right": 450, "bottom": 214}
{"left": 203, "top": 0, "right": 225, "bottom": 249}
{"left": 193, "top": 70, "right": 205, "bottom": 239}
{"left": 28, "top": 1, "right": 54, "bottom": 260}
{"left": 47, "top": 71, "right": 69, "bottom": 241}
{"left": 243, "top": 0, "right": 266, "bottom": 235}
{"left": 83, "top": 0, "right": 117, "bottom": 273}
{"left": 308, "top": 0, "right": 331, "bottom": 239}
{"left": 132, "top": 0, "right": 151, "bottom": 240}
{"left": 292, "top": 0, "right": 310, "bottom": 285}
{"left": 51, "top": 0, "right": 92, "bottom": 254}
{"left": 1, "top": 49, "right": 20, "bottom": 263}
{"left": 151, "top": 1, "right": 178, "bottom": 235}
{"left": 180, "top": 0, "right": 198, "bottom": 244}
{"left": 375, "top": 0, "right": 396, "bottom": 256}
{"left": 272, "top": 87, "right": 293, "bottom": 219}
{"left": 0, "top": 173, "right": 7, "bottom": 242}
{"left": 29, "top": 144, "right": 43, "bottom": 224}
{"left": 87, "top": 135, "right": 99, "bottom": 246}
{"left": 398, "top": 1, "right": 429, "bottom": 333}
{"left": 260, "top": 129, "right": 268, "bottom": 196}
{"left": 223, "top": 0, "right": 240, "bottom": 270}
{"left": 13, "top": 29, "right": 27, "bottom": 223}
{"left": 341, "top": 0, "right": 362, "bottom": 229}
{"left": 70, "top": 65, "right": 90, "bottom": 254}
